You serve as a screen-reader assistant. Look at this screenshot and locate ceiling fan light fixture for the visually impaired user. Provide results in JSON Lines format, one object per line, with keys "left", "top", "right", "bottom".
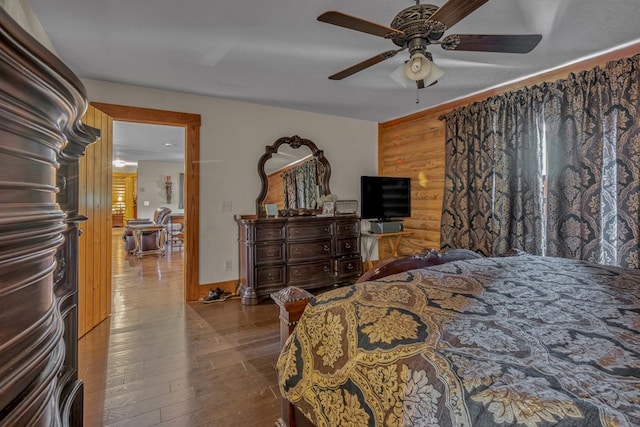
{"left": 391, "top": 58, "right": 445, "bottom": 89}
{"left": 405, "top": 52, "right": 431, "bottom": 81}
{"left": 390, "top": 62, "right": 411, "bottom": 88}
{"left": 422, "top": 60, "right": 444, "bottom": 86}
{"left": 112, "top": 159, "right": 138, "bottom": 168}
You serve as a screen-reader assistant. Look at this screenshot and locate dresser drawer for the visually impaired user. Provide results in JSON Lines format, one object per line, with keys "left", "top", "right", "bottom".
{"left": 335, "top": 219, "right": 360, "bottom": 236}
{"left": 287, "top": 221, "right": 333, "bottom": 240}
{"left": 336, "top": 237, "right": 359, "bottom": 257}
{"left": 255, "top": 242, "right": 285, "bottom": 264}
{"left": 288, "top": 239, "right": 333, "bottom": 261}
{"left": 256, "top": 265, "right": 286, "bottom": 287}
{"left": 256, "top": 224, "right": 285, "bottom": 241}
{"left": 288, "top": 260, "right": 334, "bottom": 287}
{"left": 335, "top": 256, "right": 362, "bottom": 279}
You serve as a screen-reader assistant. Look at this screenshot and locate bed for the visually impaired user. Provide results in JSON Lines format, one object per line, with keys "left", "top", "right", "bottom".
{"left": 275, "top": 252, "right": 640, "bottom": 427}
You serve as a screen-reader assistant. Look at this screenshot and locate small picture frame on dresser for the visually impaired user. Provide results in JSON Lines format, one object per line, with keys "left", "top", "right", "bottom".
{"left": 265, "top": 204, "right": 279, "bottom": 217}
{"left": 319, "top": 201, "right": 335, "bottom": 216}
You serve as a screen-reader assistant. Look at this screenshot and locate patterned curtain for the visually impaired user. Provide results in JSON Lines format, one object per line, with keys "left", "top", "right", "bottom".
{"left": 440, "top": 91, "right": 545, "bottom": 256}
{"left": 282, "top": 169, "right": 296, "bottom": 210}
{"left": 440, "top": 54, "right": 640, "bottom": 268}
{"left": 544, "top": 55, "right": 640, "bottom": 268}
{"left": 282, "top": 159, "right": 318, "bottom": 210}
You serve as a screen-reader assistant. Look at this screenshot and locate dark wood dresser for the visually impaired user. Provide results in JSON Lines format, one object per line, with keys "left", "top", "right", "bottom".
{"left": 0, "top": 9, "right": 99, "bottom": 426}
{"left": 236, "top": 215, "right": 362, "bottom": 304}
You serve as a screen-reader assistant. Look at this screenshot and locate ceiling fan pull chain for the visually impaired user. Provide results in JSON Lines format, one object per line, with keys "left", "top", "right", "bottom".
{"left": 416, "top": 87, "right": 420, "bottom": 104}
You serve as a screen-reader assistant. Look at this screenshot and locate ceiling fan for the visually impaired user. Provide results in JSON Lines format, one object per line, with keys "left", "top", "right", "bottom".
{"left": 317, "top": 0, "right": 542, "bottom": 89}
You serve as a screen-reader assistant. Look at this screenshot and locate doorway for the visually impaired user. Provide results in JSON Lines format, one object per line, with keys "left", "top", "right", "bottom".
{"left": 92, "top": 102, "right": 201, "bottom": 301}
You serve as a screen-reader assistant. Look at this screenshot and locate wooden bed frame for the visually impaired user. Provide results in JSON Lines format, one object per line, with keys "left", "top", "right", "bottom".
{"left": 271, "top": 248, "right": 481, "bottom": 427}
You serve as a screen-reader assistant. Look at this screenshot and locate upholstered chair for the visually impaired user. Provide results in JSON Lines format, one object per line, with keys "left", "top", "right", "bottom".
{"left": 122, "top": 207, "right": 172, "bottom": 253}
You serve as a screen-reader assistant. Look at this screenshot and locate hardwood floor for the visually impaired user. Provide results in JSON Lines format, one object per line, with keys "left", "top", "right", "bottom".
{"left": 79, "top": 229, "right": 281, "bottom": 426}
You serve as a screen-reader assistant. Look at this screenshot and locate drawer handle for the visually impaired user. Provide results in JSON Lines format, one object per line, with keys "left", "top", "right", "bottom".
{"left": 267, "top": 251, "right": 274, "bottom": 257}
{"left": 344, "top": 243, "right": 351, "bottom": 249}
{"left": 267, "top": 273, "right": 274, "bottom": 280}
{"left": 295, "top": 271, "right": 301, "bottom": 277}
{"left": 294, "top": 248, "right": 301, "bottom": 255}
{"left": 324, "top": 227, "right": 330, "bottom": 232}
{"left": 347, "top": 263, "right": 354, "bottom": 270}
{"left": 323, "top": 245, "right": 330, "bottom": 252}
{"left": 324, "top": 266, "right": 330, "bottom": 273}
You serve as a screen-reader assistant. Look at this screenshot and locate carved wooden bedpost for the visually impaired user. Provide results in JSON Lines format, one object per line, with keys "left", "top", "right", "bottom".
{"left": 271, "top": 286, "right": 314, "bottom": 347}
{"left": 271, "top": 287, "right": 315, "bottom": 427}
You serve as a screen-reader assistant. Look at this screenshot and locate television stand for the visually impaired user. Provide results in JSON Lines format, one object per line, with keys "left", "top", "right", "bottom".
{"left": 360, "top": 230, "right": 412, "bottom": 271}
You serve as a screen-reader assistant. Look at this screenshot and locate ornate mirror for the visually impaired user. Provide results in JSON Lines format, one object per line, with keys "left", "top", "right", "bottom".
{"left": 256, "top": 135, "right": 331, "bottom": 217}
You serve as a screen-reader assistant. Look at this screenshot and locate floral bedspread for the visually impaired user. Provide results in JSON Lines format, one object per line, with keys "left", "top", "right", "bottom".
{"left": 276, "top": 255, "right": 640, "bottom": 427}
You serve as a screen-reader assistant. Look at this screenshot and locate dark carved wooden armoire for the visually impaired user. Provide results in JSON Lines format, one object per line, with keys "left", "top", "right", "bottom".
{"left": 0, "top": 9, "right": 99, "bottom": 426}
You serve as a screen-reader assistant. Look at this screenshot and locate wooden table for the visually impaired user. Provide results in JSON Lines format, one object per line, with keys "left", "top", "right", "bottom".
{"left": 129, "top": 224, "right": 166, "bottom": 258}
{"left": 360, "top": 231, "right": 412, "bottom": 271}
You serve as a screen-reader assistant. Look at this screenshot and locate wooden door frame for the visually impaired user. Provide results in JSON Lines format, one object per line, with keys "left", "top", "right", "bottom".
{"left": 92, "top": 102, "right": 201, "bottom": 301}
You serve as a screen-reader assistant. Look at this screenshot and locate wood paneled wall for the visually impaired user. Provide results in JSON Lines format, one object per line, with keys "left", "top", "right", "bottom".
{"left": 78, "top": 105, "right": 113, "bottom": 337}
{"left": 378, "top": 112, "right": 447, "bottom": 257}
{"left": 264, "top": 171, "right": 284, "bottom": 208}
{"left": 378, "top": 43, "right": 640, "bottom": 260}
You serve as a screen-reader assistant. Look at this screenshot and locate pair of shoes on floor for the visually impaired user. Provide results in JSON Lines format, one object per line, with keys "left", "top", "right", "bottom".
{"left": 203, "top": 287, "right": 225, "bottom": 303}
{"left": 203, "top": 287, "right": 233, "bottom": 303}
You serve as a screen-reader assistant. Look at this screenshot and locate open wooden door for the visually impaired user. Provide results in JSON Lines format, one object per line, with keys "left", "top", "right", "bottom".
{"left": 78, "top": 106, "right": 113, "bottom": 337}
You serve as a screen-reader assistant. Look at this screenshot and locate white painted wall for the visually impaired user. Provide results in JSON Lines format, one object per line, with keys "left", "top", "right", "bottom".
{"left": 81, "top": 79, "right": 379, "bottom": 285}
{"left": 137, "top": 161, "right": 184, "bottom": 220}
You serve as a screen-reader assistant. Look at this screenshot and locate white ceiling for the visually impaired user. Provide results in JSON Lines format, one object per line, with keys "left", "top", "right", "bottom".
{"left": 27, "top": 0, "right": 640, "bottom": 161}
{"left": 113, "top": 121, "right": 185, "bottom": 165}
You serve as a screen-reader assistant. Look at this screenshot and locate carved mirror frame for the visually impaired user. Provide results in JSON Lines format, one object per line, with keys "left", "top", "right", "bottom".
{"left": 256, "top": 135, "right": 331, "bottom": 217}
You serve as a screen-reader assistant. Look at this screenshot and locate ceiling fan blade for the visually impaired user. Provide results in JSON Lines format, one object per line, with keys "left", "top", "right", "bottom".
{"left": 329, "top": 49, "right": 403, "bottom": 80}
{"left": 318, "top": 11, "right": 404, "bottom": 38}
{"left": 442, "top": 34, "right": 542, "bottom": 53}
{"left": 428, "top": 0, "right": 489, "bottom": 30}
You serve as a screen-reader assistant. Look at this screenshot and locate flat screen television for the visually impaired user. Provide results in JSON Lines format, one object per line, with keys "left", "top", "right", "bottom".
{"left": 360, "top": 176, "right": 411, "bottom": 221}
